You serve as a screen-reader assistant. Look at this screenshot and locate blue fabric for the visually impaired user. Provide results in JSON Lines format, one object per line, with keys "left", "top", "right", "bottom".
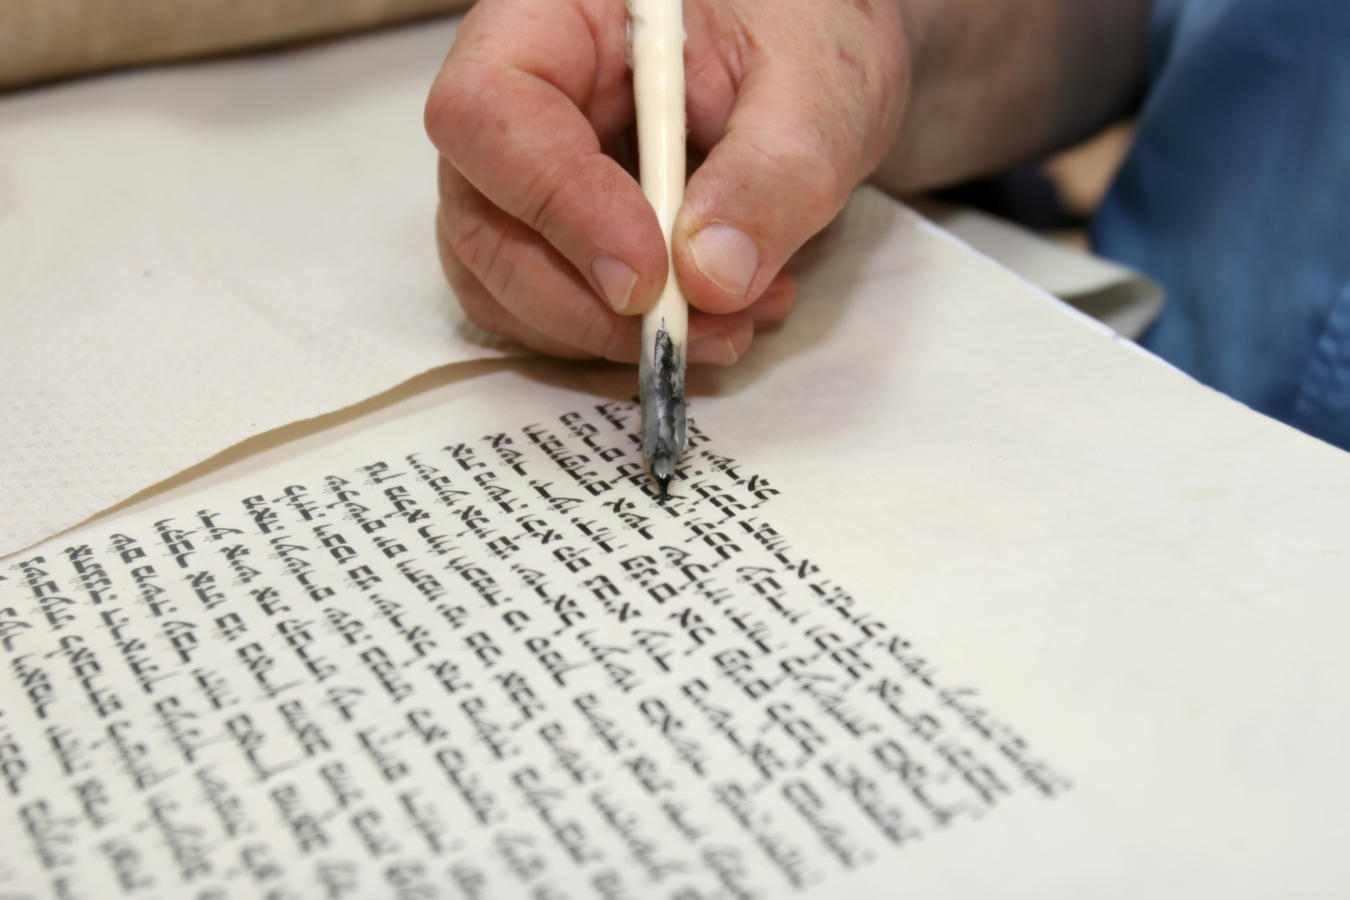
{"left": 1093, "top": 0, "right": 1350, "bottom": 450}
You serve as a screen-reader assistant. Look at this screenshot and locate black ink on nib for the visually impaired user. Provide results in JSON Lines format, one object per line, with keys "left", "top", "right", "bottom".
{"left": 652, "top": 455, "right": 673, "bottom": 502}
{"left": 640, "top": 327, "right": 687, "bottom": 503}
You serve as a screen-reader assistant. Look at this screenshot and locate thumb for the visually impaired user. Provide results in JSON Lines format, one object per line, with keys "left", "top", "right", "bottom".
{"left": 672, "top": 61, "right": 885, "bottom": 314}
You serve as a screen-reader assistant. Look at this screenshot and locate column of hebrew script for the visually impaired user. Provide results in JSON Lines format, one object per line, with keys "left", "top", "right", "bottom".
{"left": 0, "top": 398, "right": 1068, "bottom": 899}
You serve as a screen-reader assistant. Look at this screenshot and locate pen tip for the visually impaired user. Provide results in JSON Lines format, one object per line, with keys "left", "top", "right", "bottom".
{"left": 651, "top": 449, "right": 675, "bottom": 502}
{"left": 641, "top": 327, "right": 686, "bottom": 504}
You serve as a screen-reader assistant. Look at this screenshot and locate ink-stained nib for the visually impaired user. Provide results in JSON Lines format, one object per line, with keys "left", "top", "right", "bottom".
{"left": 640, "top": 327, "right": 687, "bottom": 504}
{"left": 651, "top": 451, "right": 674, "bottom": 501}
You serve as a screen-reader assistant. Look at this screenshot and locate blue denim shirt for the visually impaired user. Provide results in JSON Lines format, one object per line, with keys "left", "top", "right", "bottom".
{"left": 1093, "top": 0, "right": 1350, "bottom": 450}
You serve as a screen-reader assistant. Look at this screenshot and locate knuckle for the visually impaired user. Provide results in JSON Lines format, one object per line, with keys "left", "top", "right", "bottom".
{"left": 749, "top": 130, "right": 850, "bottom": 218}
{"left": 791, "top": 140, "right": 852, "bottom": 214}
{"left": 446, "top": 208, "right": 492, "bottom": 271}
{"left": 471, "top": 227, "right": 518, "bottom": 302}
{"left": 486, "top": 244, "right": 522, "bottom": 305}
{"left": 439, "top": 233, "right": 508, "bottom": 339}
{"left": 445, "top": 201, "right": 520, "bottom": 305}
{"left": 424, "top": 76, "right": 469, "bottom": 153}
{"left": 514, "top": 161, "right": 571, "bottom": 238}
{"left": 424, "top": 64, "right": 495, "bottom": 160}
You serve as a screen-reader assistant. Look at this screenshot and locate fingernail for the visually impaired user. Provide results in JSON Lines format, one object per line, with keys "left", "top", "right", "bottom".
{"left": 722, "top": 333, "right": 742, "bottom": 365}
{"left": 688, "top": 331, "right": 741, "bottom": 366}
{"left": 689, "top": 223, "right": 758, "bottom": 296}
{"left": 592, "top": 254, "right": 638, "bottom": 312}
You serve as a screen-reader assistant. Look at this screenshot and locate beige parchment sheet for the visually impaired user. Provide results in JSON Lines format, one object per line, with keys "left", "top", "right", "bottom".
{"left": 0, "top": 16, "right": 528, "bottom": 554}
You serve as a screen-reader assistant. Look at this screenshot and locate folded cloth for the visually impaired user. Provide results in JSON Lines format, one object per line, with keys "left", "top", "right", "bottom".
{"left": 0, "top": 0, "right": 474, "bottom": 89}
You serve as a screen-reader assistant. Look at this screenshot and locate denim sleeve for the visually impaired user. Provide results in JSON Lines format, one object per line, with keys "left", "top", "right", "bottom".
{"left": 1092, "top": 0, "right": 1350, "bottom": 450}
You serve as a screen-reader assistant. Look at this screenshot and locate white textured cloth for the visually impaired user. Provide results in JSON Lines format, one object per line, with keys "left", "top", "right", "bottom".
{"left": 0, "top": 17, "right": 520, "bottom": 555}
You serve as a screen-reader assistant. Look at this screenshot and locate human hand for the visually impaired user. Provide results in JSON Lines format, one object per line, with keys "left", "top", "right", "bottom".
{"left": 425, "top": 0, "right": 909, "bottom": 364}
